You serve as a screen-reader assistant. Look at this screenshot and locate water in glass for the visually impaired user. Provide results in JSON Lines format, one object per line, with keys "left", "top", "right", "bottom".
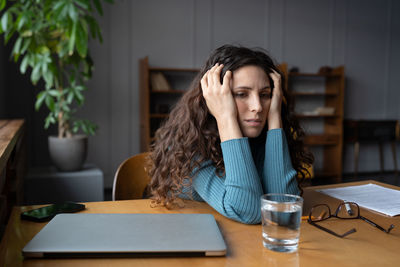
{"left": 261, "top": 197, "right": 302, "bottom": 253}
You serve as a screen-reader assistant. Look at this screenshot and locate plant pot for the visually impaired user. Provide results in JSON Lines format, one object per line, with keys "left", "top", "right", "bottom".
{"left": 48, "top": 135, "right": 88, "bottom": 172}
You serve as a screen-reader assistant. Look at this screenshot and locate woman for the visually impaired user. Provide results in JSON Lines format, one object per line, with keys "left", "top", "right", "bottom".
{"left": 148, "top": 45, "right": 313, "bottom": 224}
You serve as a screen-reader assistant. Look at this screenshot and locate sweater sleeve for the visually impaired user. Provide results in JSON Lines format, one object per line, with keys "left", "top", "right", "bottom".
{"left": 263, "top": 128, "right": 300, "bottom": 195}
{"left": 191, "top": 138, "right": 263, "bottom": 224}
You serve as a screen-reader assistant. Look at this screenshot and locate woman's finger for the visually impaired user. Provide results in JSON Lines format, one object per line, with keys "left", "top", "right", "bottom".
{"left": 212, "top": 64, "right": 224, "bottom": 88}
{"left": 201, "top": 71, "right": 209, "bottom": 91}
{"left": 208, "top": 64, "right": 219, "bottom": 88}
{"left": 269, "top": 70, "right": 281, "bottom": 86}
{"left": 222, "top": 70, "right": 232, "bottom": 91}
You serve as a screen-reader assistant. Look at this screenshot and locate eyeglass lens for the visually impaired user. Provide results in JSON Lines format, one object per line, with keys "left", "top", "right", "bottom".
{"left": 336, "top": 202, "right": 359, "bottom": 219}
{"left": 309, "top": 204, "right": 330, "bottom": 222}
{"left": 308, "top": 204, "right": 356, "bottom": 238}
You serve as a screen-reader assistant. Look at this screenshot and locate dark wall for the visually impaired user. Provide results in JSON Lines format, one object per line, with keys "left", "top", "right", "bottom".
{"left": 0, "top": 40, "right": 56, "bottom": 167}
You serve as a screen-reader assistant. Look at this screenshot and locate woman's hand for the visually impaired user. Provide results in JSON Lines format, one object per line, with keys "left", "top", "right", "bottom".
{"left": 201, "top": 63, "right": 242, "bottom": 141}
{"left": 201, "top": 63, "right": 236, "bottom": 120}
{"left": 268, "top": 70, "right": 283, "bottom": 130}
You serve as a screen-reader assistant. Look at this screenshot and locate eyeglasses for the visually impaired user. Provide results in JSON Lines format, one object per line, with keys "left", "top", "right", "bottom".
{"left": 308, "top": 202, "right": 395, "bottom": 238}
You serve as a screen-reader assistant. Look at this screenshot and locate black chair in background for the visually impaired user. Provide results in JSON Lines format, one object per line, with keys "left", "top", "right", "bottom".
{"left": 344, "top": 120, "right": 399, "bottom": 177}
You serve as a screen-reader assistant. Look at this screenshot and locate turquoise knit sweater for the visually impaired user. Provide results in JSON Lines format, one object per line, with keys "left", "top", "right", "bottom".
{"left": 180, "top": 128, "right": 299, "bottom": 224}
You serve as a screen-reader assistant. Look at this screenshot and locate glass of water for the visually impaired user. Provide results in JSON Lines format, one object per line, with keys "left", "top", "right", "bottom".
{"left": 261, "top": 193, "right": 303, "bottom": 253}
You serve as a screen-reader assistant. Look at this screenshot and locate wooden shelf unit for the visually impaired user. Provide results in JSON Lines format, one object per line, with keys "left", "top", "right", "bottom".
{"left": 289, "top": 66, "right": 345, "bottom": 182}
{"left": 140, "top": 57, "right": 199, "bottom": 151}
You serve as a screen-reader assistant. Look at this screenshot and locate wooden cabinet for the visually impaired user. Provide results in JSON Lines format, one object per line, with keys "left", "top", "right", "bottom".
{"left": 288, "top": 66, "right": 345, "bottom": 182}
{"left": 139, "top": 57, "right": 199, "bottom": 151}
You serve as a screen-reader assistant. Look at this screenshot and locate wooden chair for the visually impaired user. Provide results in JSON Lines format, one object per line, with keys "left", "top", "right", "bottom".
{"left": 344, "top": 120, "right": 399, "bottom": 177}
{"left": 112, "top": 152, "right": 151, "bottom": 201}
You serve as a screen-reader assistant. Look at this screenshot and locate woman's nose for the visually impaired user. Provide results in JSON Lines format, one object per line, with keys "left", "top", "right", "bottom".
{"left": 249, "top": 95, "right": 262, "bottom": 113}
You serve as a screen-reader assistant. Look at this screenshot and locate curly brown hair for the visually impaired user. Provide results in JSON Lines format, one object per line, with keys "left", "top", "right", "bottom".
{"left": 148, "top": 45, "right": 313, "bottom": 207}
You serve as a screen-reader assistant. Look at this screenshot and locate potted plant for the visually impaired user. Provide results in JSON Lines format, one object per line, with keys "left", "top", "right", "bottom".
{"left": 0, "top": 0, "right": 112, "bottom": 171}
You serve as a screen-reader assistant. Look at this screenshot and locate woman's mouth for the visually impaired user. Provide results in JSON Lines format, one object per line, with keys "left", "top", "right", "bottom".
{"left": 245, "top": 119, "right": 262, "bottom": 126}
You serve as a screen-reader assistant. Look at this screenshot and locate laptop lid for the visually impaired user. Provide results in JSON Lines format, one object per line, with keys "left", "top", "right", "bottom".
{"left": 22, "top": 213, "right": 226, "bottom": 258}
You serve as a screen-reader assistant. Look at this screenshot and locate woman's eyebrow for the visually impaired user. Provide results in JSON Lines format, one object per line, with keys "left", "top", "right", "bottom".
{"left": 233, "top": 85, "right": 271, "bottom": 90}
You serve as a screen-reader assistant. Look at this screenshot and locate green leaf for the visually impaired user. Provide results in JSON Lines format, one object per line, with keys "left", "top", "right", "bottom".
{"left": 17, "top": 13, "right": 27, "bottom": 30}
{"left": 67, "top": 91, "right": 74, "bottom": 104}
{"left": 44, "top": 116, "right": 51, "bottom": 129}
{"left": 74, "top": 89, "right": 84, "bottom": 105}
{"left": 4, "top": 28, "right": 16, "bottom": 44}
{"left": 40, "top": 60, "right": 48, "bottom": 74}
{"left": 84, "top": 15, "right": 96, "bottom": 39}
{"left": 21, "top": 30, "right": 32, "bottom": 37}
{"left": 68, "top": 20, "right": 77, "bottom": 55}
{"left": 75, "top": 20, "right": 87, "bottom": 57}
{"left": 35, "top": 91, "right": 47, "bottom": 111}
{"left": 47, "top": 89, "right": 59, "bottom": 97}
{"left": 81, "top": 122, "right": 88, "bottom": 134}
{"left": 68, "top": 2, "right": 78, "bottom": 21}
{"left": 60, "top": 2, "right": 70, "bottom": 19}
{"left": 20, "top": 54, "right": 29, "bottom": 74}
{"left": 93, "top": 0, "right": 103, "bottom": 15}
{"left": 52, "top": 0, "right": 66, "bottom": 11}
{"left": 44, "top": 114, "right": 56, "bottom": 129}
{"left": 73, "top": 119, "right": 97, "bottom": 135}
{"left": 45, "top": 95, "right": 55, "bottom": 111}
{"left": 89, "top": 125, "right": 96, "bottom": 135}
{"left": 53, "top": 1, "right": 67, "bottom": 19}
{"left": 75, "top": 0, "right": 89, "bottom": 10}
{"left": 94, "top": 19, "right": 102, "bottom": 42}
{"left": 27, "top": 53, "right": 35, "bottom": 66}
{"left": 31, "top": 64, "right": 41, "bottom": 84}
{"left": 20, "top": 38, "right": 31, "bottom": 54}
{"left": 12, "top": 37, "right": 23, "bottom": 59}
{"left": 63, "top": 105, "right": 71, "bottom": 112}
{"left": 1, "top": 11, "right": 8, "bottom": 32}
{"left": 38, "top": 46, "right": 50, "bottom": 54}
{"left": 0, "top": 0, "right": 6, "bottom": 11}
{"left": 75, "top": 85, "right": 85, "bottom": 91}
{"left": 83, "top": 55, "right": 94, "bottom": 78}
{"left": 43, "top": 70, "right": 54, "bottom": 88}
{"left": 72, "top": 124, "right": 79, "bottom": 133}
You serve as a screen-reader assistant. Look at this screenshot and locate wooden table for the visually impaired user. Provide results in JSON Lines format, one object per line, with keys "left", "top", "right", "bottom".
{"left": 0, "top": 119, "right": 26, "bottom": 238}
{"left": 1, "top": 180, "right": 399, "bottom": 267}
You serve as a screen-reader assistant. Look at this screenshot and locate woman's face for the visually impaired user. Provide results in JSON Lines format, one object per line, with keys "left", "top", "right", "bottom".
{"left": 231, "top": 65, "right": 271, "bottom": 138}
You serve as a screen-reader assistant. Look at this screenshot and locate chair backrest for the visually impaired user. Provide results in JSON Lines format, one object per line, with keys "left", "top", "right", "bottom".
{"left": 112, "top": 152, "right": 151, "bottom": 201}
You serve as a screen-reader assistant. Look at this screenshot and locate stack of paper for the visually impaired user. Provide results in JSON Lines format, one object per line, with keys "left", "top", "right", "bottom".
{"left": 317, "top": 183, "right": 400, "bottom": 217}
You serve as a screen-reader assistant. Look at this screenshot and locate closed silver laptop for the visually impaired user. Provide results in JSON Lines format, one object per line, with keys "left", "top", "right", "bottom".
{"left": 22, "top": 213, "right": 226, "bottom": 258}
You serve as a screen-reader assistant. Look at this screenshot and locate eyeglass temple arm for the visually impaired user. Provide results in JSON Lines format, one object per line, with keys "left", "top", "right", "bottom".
{"left": 359, "top": 215, "right": 395, "bottom": 233}
{"left": 308, "top": 220, "right": 357, "bottom": 238}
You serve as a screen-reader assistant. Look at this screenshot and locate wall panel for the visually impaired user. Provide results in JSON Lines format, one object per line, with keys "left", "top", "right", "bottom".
{"left": 284, "top": 0, "right": 333, "bottom": 72}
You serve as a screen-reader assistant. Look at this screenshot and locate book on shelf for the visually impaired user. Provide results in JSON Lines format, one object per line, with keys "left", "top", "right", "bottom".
{"left": 150, "top": 72, "right": 171, "bottom": 91}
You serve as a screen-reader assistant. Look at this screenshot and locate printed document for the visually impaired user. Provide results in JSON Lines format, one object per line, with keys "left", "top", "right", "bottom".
{"left": 317, "top": 183, "right": 400, "bottom": 216}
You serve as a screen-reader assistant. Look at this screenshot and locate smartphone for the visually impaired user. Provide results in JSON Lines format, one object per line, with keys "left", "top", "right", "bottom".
{"left": 21, "top": 202, "right": 86, "bottom": 222}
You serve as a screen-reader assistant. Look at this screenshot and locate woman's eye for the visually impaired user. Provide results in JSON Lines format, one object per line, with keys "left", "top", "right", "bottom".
{"left": 234, "top": 92, "right": 247, "bottom": 98}
{"left": 260, "top": 92, "right": 271, "bottom": 98}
